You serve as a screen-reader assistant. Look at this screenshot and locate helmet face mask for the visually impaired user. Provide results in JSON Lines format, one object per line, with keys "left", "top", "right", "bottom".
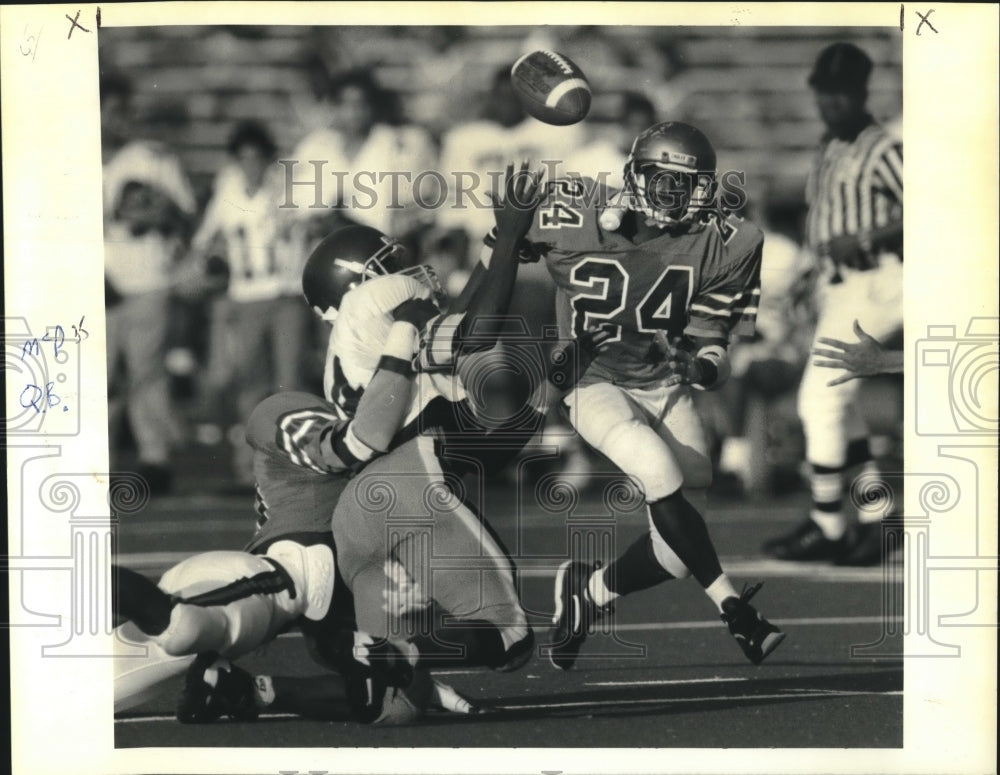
{"left": 623, "top": 122, "right": 718, "bottom": 228}
{"left": 303, "top": 226, "right": 443, "bottom": 321}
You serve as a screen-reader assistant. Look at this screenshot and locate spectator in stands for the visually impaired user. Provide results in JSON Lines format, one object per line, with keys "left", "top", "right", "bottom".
{"left": 102, "top": 71, "right": 197, "bottom": 495}
{"left": 190, "top": 120, "right": 310, "bottom": 487}
{"left": 285, "top": 68, "right": 438, "bottom": 257}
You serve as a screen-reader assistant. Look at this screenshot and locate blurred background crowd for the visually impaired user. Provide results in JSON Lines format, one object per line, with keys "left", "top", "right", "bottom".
{"left": 99, "top": 24, "right": 902, "bottom": 496}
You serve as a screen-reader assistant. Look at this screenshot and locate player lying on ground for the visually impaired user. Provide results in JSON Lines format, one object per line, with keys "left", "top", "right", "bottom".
{"left": 479, "top": 121, "right": 786, "bottom": 668}
{"left": 112, "top": 296, "right": 442, "bottom": 723}
{"left": 182, "top": 324, "right": 610, "bottom": 723}
{"left": 113, "top": 162, "right": 548, "bottom": 723}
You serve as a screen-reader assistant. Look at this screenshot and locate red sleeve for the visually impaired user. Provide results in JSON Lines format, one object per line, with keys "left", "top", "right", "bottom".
{"left": 685, "top": 237, "right": 763, "bottom": 344}
{"left": 247, "top": 392, "right": 355, "bottom": 474}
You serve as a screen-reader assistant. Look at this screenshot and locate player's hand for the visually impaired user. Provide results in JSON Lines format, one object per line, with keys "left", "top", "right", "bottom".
{"left": 813, "top": 319, "right": 900, "bottom": 386}
{"left": 488, "top": 161, "right": 546, "bottom": 244}
{"left": 662, "top": 337, "right": 705, "bottom": 387}
{"left": 546, "top": 325, "right": 614, "bottom": 391}
{"left": 391, "top": 297, "right": 440, "bottom": 330}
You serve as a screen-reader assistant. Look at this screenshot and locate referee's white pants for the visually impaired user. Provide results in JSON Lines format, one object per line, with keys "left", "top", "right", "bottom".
{"left": 797, "top": 255, "right": 903, "bottom": 467}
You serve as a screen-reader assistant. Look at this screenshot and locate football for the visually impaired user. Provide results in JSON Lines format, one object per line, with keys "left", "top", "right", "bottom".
{"left": 510, "top": 50, "right": 592, "bottom": 126}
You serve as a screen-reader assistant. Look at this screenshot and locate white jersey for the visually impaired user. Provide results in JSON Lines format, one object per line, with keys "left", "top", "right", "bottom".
{"left": 192, "top": 165, "right": 298, "bottom": 302}
{"left": 102, "top": 140, "right": 196, "bottom": 294}
{"left": 322, "top": 274, "right": 466, "bottom": 426}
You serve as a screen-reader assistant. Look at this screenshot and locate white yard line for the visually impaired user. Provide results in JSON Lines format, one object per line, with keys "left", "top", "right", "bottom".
{"left": 494, "top": 689, "right": 903, "bottom": 711}
{"left": 585, "top": 676, "right": 749, "bottom": 687}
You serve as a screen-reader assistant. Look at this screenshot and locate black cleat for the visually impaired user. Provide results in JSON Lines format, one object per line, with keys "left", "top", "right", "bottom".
{"left": 835, "top": 520, "right": 903, "bottom": 567}
{"left": 547, "top": 560, "right": 604, "bottom": 670}
{"left": 720, "top": 582, "right": 786, "bottom": 665}
{"left": 762, "top": 519, "right": 847, "bottom": 561}
{"left": 176, "top": 652, "right": 259, "bottom": 724}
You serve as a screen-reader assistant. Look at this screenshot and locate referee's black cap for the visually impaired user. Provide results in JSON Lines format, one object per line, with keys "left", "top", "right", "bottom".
{"left": 808, "top": 43, "right": 873, "bottom": 92}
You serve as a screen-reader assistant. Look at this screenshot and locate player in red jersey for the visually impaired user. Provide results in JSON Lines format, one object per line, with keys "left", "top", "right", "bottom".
{"left": 113, "top": 163, "right": 554, "bottom": 723}
{"left": 484, "top": 122, "right": 785, "bottom": 668}
{"left": 112, "top": 297, "right": 443, "bottom": 723}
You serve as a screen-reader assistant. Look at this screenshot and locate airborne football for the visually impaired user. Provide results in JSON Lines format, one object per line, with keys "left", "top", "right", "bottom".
{"left": 510, "top": 49, "right": 592, "bottom": 125}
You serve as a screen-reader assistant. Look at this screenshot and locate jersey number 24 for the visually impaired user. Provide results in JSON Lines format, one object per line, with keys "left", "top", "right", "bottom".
{"left": 569, "top": 258, "right": 693, "bottom": 341}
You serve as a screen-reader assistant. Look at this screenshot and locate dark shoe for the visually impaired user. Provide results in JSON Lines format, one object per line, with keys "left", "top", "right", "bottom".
{"left": 720, "top": 582, "right": 786, "bottom": 665}
{"left": 762, "top": 519, "right": 847, "bottom": 561}
{"left": 176, "top": 653, "right": 259, "bottom": 724}
{"left": 835, "top": 520, "right": 904, "bottom": 567}
{"left": 547, "top": 560, "right": 607, "bottom": 670}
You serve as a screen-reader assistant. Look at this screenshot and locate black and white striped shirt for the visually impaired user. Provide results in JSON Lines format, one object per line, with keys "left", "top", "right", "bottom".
{"left": 805, "top": 121, "right": 903, "bottom": 251}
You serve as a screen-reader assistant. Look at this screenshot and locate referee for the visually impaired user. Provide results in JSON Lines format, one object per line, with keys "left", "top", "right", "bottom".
{"left": 763, "top": 42, "right": 903, "bottom": 566}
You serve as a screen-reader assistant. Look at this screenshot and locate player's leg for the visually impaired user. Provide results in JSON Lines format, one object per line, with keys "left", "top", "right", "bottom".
{"left": 414, "top": 434, "right": 533, "bottom": 671}
{"left": 563, "top": 383, "right": 705, "bottom": 595}
{"left": 836, "top": 256, "right": 904, "bottom": 565}
{"left": 549, "top": 382, "right": 683, "bottom": 666}
{"left": 112, "top": 549, "right": 309, "bottom": 717}
{"left": 334, "top": 437, "right": 533, "bottom": 673}
{"left": 767, "top": 261, "right": 902, "bottom": 562}
{"left": 556, "top": 382, "right": 784, "bottom": 666}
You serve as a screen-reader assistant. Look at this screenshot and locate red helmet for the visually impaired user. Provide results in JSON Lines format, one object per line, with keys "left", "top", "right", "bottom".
{"left": 623, "top": 121, "right": 718, "bottom": 228}
{"left": 302, "top": 225, "right": 441, "bottom": 320}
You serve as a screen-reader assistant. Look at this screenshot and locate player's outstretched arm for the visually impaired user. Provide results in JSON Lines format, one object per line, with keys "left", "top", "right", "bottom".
{"left": 455, "top": 161, "right": 545, "bottom": 346}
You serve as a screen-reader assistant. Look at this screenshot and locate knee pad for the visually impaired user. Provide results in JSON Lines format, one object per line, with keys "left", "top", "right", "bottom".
{"left": 600, "top": 420, "right": 683, "bottom": 501}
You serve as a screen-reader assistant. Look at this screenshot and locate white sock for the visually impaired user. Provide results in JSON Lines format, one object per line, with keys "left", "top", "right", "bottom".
{"left": 253, "top": 674, "right": 275, "bottom": 708}
{"left": 587, "top": 567, "right": 620, "bottom": 608}
{"left": 811, "top": 510, "right": 848, "bottom": 540}
{"left": 705, "top": 574, "right": 739, "bottom": 613}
